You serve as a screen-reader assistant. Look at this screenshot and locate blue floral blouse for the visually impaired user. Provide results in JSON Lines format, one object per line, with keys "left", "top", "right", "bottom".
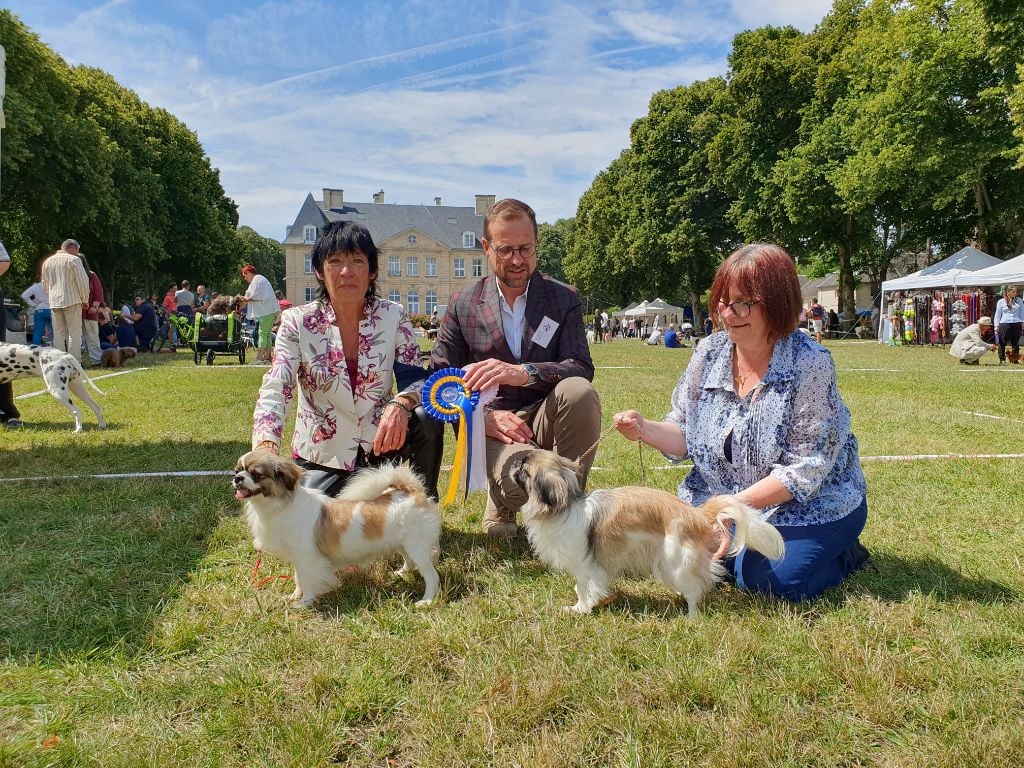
{"left": 666, "top": 331, "right": 866, "bottom": 526}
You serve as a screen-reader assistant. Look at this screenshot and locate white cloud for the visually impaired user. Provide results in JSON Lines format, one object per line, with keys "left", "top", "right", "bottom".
{"left": 729, "top": 0, "right": 834, "bottom": 31}
{"left": 8, "top": 0, "right": 831, "bottom": 239}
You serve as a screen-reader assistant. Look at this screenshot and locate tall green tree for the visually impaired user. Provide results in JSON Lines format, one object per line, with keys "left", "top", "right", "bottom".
{"left": 536, "top": 218, "right": 572, "bottom": 282}
{"left": 624, "top": 77, "right": 740, "bottom": 320}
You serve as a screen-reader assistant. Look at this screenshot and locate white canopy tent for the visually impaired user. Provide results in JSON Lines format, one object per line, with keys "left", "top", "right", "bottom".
{"left": 881, "top": 247, "right": 1002, "bottom": 293}
{"left": 878, "top": 247, "right": 1002, "bottom": 342}
{"left": 954, "top": 252, "right": 1024, "bottom": 287}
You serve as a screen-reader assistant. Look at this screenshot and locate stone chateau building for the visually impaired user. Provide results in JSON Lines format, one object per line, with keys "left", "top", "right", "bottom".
{"left": 282, "top": 188, "right": 495, "bottom": 316}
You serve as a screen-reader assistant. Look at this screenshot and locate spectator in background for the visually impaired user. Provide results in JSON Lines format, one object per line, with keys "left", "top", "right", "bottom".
{"left": 993, "top": 285, "right": 1023, "bottom": 365}
{"left": 809, "top": 298, "right": 825, "bottom": 343}
{"left": 703, "top": 315, "right": 713, "bottom": 338}
{"left": 664, "top": 323, "right": 687, "bottom": 349}
{"left": 195, "top": 284, "right": 210, "bottom": 310}
{"left": 175, "top": 280, "right": 196, "bottom": 320}
{"left": 129, "top": 295, "right": 158, "bottom": 352}
{"left": 241, "top": 264, "right": 279, "bottom": 364}
{"left": 1, "top": 239, "right": 23, "bottom": 428}
{"left": 115, "top": 314, "right": 138, "bottom": 349}
{"left": 162, "top": 284, "right": 179, "bottom": 348}
{"left": 42, "top": 238, "right": 89, "bottom": 363}
{"left": 21, "top": 267, "right": 52, "bottom": 346}
{"left": 78, "top": 253, "right": 105, "bottom": 366}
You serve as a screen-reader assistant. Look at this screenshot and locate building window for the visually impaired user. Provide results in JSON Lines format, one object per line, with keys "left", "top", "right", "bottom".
{"left": 388, "top": 290, "right": 401, "bottom": 304}
{"left": 447, "top": 217, "right": 457, "bottom": 225}
{"left": 303, "top": 225, "right": 316, "bottom": 244}
{"left": 453, "top": 258, "right": 465, "bottom": 278}
{"left": 356, "top": 212, "right": 367, "bottom": 220}
{"left": 406, "top": 256, "right": 419, "bottom": 276}
{"left": 472, "top": 258, "right": 483, "bottom": 278}
{"left": 426, "top": 289, "right": 437, "bottom": 315}
{"left": 303, "top": 253, "right": 313, "bottom": 274}
{"left": 425, "top": 257, "right": 437, "bottom": 277}
{"left": 407, "top": 289, "right": 419, "bottom": 314}
{"left": 304, "top": 287, "right": 317, "bottom": 302}
{"left": 462, "top": 231, "right": 476, "bottom": 248}
{"left": 387, "top": 254, "right": 400, "bottom": 276}
{"left": 408, "top": 235, "right": 417, "bottom": 245}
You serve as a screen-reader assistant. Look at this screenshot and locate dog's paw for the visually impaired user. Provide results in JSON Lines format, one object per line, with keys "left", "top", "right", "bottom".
{"left": 287, "top": 587, "right": 303, "bottom": 602}
{"left": 564, "top": 603, "right": 593, "bottom": 614}
{"left": 414, "top": 597, "right": 434, "bottom": 608}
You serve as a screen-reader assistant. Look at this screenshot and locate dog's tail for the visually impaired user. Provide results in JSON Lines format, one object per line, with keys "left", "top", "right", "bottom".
{"left": 702, "top": 495, "right": 784, "bottom": 561}
{"left": 337, "top": 463, "right": 432, "bottom": 508}
{"left": 70, "top": 357, "right": 106, "bottom": 396}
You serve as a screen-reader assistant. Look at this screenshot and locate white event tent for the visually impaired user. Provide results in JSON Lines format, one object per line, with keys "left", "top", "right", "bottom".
{"left": 954, "top": 252, "right": 1024, "bottom": 287}
{"left": 878, "top": 246, "right": 1002, "bottom": 342}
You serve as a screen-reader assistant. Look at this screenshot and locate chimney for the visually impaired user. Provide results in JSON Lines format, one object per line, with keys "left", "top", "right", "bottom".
{"left": 372, "top": 189, "right": 385, "bottom": 204}
{"left": 434, "top": 196, "right": 442, "bottom": 206}
{"left": 321, "top": 188, "right": 343, "bottom": 210}
{"left": 474, "top": 194, "right": 496, "bottom": 215}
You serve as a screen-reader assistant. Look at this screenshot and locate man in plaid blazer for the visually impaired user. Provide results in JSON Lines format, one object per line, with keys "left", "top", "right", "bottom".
{"left": 429, "top": 199, "right": 601, "bottom": 538}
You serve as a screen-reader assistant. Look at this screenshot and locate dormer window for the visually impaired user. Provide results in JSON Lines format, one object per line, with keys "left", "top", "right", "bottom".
{"left": 462, "top": 231, "right": 476, "bottom": 248}
{"left": 303, "top": 225, "right": 317, "bottom": 244}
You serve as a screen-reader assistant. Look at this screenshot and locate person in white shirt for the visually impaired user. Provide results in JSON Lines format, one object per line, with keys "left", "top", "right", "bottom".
{"left": 21, "top": 272, "right": 52, "bottom": 346}
{"left": 993, "top": 285, "right": 1023, "bottom": 365}
{"left": 241, "top": 265, "right": 279, "bottom": 363}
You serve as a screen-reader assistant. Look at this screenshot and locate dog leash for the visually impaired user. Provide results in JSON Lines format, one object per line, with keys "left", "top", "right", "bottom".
{"left": 577, "top": 422, "right": 648, "bottom": 486}
{"left": 250, "top": 551, "right": 292, "bottom": 589}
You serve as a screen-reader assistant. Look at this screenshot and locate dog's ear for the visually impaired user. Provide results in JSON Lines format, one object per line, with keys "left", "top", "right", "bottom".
{"left": 276, "top": 459, "right": 303, "bottom": 491}
{"left": 536, "top": 466, "right": 570, "bottom": 513}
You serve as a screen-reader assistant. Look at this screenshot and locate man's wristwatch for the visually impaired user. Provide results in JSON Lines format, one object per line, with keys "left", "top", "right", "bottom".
{"left": 522, "top": 363, "right": 539, "bottom": 386}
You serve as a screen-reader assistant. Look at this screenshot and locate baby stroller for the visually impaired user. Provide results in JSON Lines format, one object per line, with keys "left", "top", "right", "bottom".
{"left": 171, "top": 312, "right": 246, "bottom": 365}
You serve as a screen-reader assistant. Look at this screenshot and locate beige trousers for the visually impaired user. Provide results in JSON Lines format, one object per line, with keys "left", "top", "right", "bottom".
{"left": 51, "top": 305, "right": 83, "bottom": 362}
{"left": 483, "top": 377, "right": 601, "bottom": 529}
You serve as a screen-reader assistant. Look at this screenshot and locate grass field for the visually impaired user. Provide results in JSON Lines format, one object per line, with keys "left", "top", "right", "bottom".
{"left": 1, "top": 339, "right": 1023, "bottom": 767}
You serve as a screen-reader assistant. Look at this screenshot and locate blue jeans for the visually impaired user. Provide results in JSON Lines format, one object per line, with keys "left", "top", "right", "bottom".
{"left": 725, "top": 497, "right": 869, "bottom": 602}
{"left": 33, "top": 307, "right": 52, "bottom": 345}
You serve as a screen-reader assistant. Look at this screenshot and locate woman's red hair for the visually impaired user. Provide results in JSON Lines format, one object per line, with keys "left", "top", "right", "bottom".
{"left": 709, "top": 243, "right": 802, "bottom": 344}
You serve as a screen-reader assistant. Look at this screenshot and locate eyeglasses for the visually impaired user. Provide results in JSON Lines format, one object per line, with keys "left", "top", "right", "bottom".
{"left": 489, "top": 243, "right": 537, "bottom": 260}
{"left": 718, "top": 299, "right": 761, "bottom": 318}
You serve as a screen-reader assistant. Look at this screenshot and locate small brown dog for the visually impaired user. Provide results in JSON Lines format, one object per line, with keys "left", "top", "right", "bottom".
{"left": 202, "top": 294, "right": 246, "bottom": 316}
{"left": 100, "top": 347, "right": 138, "bottom": 368}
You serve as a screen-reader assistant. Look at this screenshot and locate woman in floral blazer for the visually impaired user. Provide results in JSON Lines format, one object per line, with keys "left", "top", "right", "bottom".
{"left": 252, "top": 221, "right": 442, "bottom": 499}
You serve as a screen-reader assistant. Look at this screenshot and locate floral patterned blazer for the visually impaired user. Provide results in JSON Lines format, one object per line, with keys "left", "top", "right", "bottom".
{"left": 252, "top": 298, "right": 425, "bottom": 470}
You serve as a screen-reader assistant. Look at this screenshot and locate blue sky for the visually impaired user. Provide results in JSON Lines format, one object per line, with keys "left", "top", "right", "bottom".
{"left": 6, "top": 0, "right": 834, "bottom": 241}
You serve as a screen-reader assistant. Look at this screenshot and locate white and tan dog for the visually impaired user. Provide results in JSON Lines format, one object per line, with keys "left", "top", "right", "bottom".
{"left": 513, "top": 449, "right": 785, "bottom": 616}
{"left": 234, "top": 451, "right": 441, "bottom": 607}
{"left": 0, "top": 343, "right": 106, "bottom": 432}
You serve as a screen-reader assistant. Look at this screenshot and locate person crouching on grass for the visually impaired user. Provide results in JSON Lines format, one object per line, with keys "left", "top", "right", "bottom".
{"left": 614, "top": 243, "right": 870, "bottom": 602}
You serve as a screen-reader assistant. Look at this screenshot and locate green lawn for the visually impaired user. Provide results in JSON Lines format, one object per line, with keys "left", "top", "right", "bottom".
{"left": 2, "top": 340, "right": 1022, "bottom": 766}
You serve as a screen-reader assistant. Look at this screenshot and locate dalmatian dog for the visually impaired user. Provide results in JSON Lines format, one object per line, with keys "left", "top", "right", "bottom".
{"left": 0, "top": 343, "right": 106, "bottom": 432}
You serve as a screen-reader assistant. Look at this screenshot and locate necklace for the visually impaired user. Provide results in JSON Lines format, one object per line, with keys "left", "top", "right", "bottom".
{"left": 732, "top": 346, "right": 756, "bottom": 391}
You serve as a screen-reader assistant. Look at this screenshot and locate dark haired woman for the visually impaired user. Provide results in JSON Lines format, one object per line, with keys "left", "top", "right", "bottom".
{"left": 613, "top": 243, "right": 869, "bottom": 602}
{"left": 252, "top": 221, "right": 442, "bottom": 498}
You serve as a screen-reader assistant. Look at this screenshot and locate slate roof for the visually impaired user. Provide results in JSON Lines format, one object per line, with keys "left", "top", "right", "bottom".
{"left": 283, "top": 193, "right": 484, "bottom": 249}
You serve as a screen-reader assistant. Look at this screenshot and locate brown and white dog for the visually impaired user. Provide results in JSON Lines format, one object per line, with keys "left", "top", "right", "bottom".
{"left": 233, "top": 451, "right": 441, "bottom": 607}
{"left": 100, "top": 346, "right": 137, "bottom": 368}
{"left": 513, "top": 450, "right": 785, "bottom": 616}
{"left": 0, "top": 343, "right": 106, "bottom": 432}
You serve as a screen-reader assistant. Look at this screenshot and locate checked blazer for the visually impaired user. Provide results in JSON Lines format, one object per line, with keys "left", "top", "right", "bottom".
{"left": 429, "top": 272, "right": 594, "bottom": 412}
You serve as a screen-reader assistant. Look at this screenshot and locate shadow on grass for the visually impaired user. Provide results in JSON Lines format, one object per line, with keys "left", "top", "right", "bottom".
{"left": 841, "top": 551, "right": 1018, "bottom": 604}
{"left": 0, "top": 439, "right": 248, "bottom": 660}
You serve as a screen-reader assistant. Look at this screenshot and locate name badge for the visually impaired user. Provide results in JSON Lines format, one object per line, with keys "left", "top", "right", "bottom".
{"left": 532, "top": 316, "right": 559, "bottom": 348}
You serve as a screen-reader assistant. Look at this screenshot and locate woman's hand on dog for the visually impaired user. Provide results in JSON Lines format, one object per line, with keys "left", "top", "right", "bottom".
{"left": 613, "top": 410, "right": 645, "bottom": 442}
{"left": 485, "top": 410, "right": 533, "bottom": 444}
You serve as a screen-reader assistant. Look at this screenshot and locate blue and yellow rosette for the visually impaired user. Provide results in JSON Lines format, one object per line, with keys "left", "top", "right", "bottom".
{"left": 422, "top": 368, "right": 480, "bottom": 505}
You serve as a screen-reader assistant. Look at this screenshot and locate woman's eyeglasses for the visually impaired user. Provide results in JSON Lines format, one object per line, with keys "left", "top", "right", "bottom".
{"left": 718, "top": 300, "right": 761, "bottom": 318}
